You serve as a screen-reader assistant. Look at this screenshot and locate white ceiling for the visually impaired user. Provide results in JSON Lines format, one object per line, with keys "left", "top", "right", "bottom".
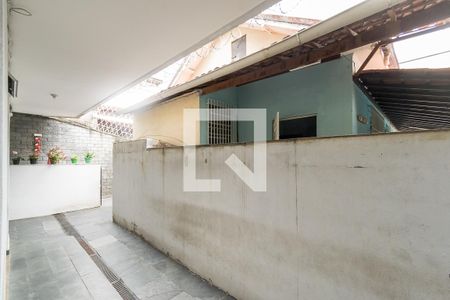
{"left": 9, "top": 0, "right": 277, "bottom": 117}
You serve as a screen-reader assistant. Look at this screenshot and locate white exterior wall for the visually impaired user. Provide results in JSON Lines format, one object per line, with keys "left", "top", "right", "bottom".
{"left": 113, "top": 131, "right": 450, "bottom": 300}
{"left": 9, "top": 165, "right": 101, "bottom": 220}
{"left": 0, "top": 0, "right": 7, "bottom": 296}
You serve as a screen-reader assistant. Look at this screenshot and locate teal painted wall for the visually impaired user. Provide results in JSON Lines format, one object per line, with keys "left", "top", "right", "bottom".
{"left": 353, "top": 84, "right": 371, "bottom": 134}
{"left": 353, "top": 83, "right": 396, "bottom": 134}
{"left": 237, "top": 57, "right": 354, "bottom": 142}
{"left": 200, "top": 55, "right": 393, "bottom": 144}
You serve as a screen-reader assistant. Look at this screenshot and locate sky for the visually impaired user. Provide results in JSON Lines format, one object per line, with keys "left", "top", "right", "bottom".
{"left": 274, "top": 0, "right": 450, "bottom": 69}
{"left": 393, "top": 27, "right": 450, "bottom": 69}
{"left": 106, "top": 57, "right": 186, "bottom": 109}
{"left": 264, "top": 0, "right": 365, "bottom": 20}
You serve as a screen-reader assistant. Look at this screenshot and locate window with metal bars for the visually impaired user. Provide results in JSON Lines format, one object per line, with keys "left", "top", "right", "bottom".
{"left": 207, "top": 99, "right": 235, "bottom": 144}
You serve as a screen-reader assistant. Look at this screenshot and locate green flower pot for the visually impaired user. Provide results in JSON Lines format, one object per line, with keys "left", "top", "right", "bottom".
{"left": 84, "top": 158, "right": 92, "bottom": 164}
{"left": 71, "top": 158, "right": 78, "bottom": 164}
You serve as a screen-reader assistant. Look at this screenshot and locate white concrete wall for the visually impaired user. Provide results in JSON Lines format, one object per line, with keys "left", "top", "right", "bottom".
{"left": 0, "top": 0, "right": 8, "bottom": 295}
{"left": 9, "top": 165, "right": 101, "bottom": 220}
{"left": 113, "top": 131, "right": 450, "bottom": 300}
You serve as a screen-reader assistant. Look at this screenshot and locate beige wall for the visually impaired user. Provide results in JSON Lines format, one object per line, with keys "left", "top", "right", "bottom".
{"left": 133, "top": 92, "right": 200, "bottom": 145}
{"left": 174, "top": 26, "right": 293, "bottom": 85}
{"left": 193, "top": 27, "right": 289, "bottom": 80}
{"left": 353, "top": 44, "right": 399, "bottom": 71}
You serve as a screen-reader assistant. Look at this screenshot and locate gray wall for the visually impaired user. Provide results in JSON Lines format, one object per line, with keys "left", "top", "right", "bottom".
{"left": 114, "top": 131, "right": 450, "bottom": 300}
{"left": 10, "top": 113, "right": 117, "bottom": 198}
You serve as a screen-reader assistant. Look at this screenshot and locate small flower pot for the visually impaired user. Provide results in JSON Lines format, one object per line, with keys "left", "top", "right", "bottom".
{"left": 12, "top": 158, "right": 21, "bottom": 165}
{"left": 49, "top": 158, "right": 59, "bottom": 165}
{"left": 71, "top": 158, "right": 78, "bottom": 164}
{"left": 84, "top": 158, "right": 92, "bottom": 164}
{"left": 29, "top": 158, "right": 38, "bottom": 165}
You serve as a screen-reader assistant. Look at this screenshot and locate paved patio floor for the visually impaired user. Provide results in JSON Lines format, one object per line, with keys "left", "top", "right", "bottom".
{"left": 8, "top": 200, "right": 233, "bottom": 300}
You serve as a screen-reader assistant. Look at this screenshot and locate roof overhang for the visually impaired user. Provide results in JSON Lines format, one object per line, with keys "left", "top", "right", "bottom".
{"left": 357, "top": 68, "right": 450, "bottom": 131}
{"left": 8, "top": 0, "right": 278, "bottom": 117}
{"left": 125, "top": 0, "right": 450, "bottom": 113}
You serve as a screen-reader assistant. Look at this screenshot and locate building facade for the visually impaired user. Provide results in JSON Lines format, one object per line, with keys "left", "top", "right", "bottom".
{"left": 134, "top": 53, "right": 395, "bottom": 145}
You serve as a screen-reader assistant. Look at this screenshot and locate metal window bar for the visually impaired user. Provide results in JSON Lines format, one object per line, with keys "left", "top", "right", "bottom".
{"left": 207, "top": 99, "right": 235, "bottom": 145}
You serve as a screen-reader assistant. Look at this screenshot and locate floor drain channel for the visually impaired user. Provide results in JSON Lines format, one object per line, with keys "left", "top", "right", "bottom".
{"left": 55, "top": 213, "right": 138, "bottom": 300}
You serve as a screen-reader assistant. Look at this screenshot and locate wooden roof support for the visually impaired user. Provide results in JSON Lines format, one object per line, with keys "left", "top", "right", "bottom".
{"left": 355, "top": 43, "right": 381, "bottom": 77}
{"left": 202, "top": 0, "right": 450, "bottom": 95}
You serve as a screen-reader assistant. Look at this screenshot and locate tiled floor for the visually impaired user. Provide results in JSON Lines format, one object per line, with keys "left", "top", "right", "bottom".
{"left": 8, "top": 200, "right": 233, "bottom": 300}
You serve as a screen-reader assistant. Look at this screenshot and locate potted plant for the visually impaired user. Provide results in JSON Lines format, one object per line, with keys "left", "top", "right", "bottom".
{"left": 84, "top": 152, "right": 95, "bottom": 164}
{"left": 11, "top": 151, "right": 22, "bottom": 165}
{"left": 29, "top": 153, "right": 39, "bottom": 165}
{"left": 47, "top": 147, "right": 66, "bottom": 165}
{"left": 71, "top": 155, "right": 78, "bottom": 164}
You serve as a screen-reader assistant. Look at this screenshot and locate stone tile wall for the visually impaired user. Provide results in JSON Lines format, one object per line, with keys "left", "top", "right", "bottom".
{"left": 10, "top": 113, "right": 119, "bottom": 198}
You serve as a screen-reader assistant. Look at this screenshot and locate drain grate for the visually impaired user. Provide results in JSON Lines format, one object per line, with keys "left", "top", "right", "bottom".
{"left": 78, "top": 238, "right": 96, "bottom": 256}
{"left": 55, "top": 214, "right": 138, "bottom": 300}
{"left": 91, "top": 255, "right": 120, "bottom": 283}
{"left": 113, "top": 280, "right": 138, "bottom": 300}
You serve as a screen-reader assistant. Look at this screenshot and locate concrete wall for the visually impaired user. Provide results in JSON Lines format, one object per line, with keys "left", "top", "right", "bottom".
{"left": 113, "top": 130, "right": 450, "bottom": 300}
{"left": 0, "top": 0, "right": 8, "bottom": 294}
{"left": 10, "top": 113, "right": 117, "bottom": 198}
{"left": 133, "top": 92, "right": 200, "bottom": 145}
{"left": 9, "top": 165, "right": 101, "bottom": 220}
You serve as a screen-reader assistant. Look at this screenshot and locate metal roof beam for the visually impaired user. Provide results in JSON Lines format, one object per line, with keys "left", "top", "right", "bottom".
{"left": 376, "top": 100, "right": 450, "bottom": 111}
{"left": 365, "top": 85, "right": 450, "bottom": 96}
{"left": 381, "top": 108, "right": 450, "bottom": 121}
{"left": 372, "top": 93, "right": 450, "bottom": 102}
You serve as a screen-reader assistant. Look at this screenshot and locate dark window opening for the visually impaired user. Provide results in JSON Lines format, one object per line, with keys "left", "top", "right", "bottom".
{"left": 279, "top": 116, "right": 317, "bottom": 139}
{"left": 8, "top": 74, "right": 18, "bottom": 97}
{"left": 231, "top": 35, "right": 246, "bottom": 61}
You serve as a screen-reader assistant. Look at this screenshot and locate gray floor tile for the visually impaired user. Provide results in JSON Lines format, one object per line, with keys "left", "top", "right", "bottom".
{"left": 171, "top": 292, "right": 200, "bottom": 300}
{"left": 69, "top": 252, "right": 99, "bottom": 276}
{"left": 134, "top": 277, "right": 180, "bottom": 299}
{"left": 9, "top": 204, "right": 233, "bottom": 300}
{"left": 121, "top": 263, "right": 162, "bottom": 291}
{"left": 81, "top": 270, "right": 122, "bottom": 300}
{"left": 146, "top": 291, "right": 183, "bottom": 300}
